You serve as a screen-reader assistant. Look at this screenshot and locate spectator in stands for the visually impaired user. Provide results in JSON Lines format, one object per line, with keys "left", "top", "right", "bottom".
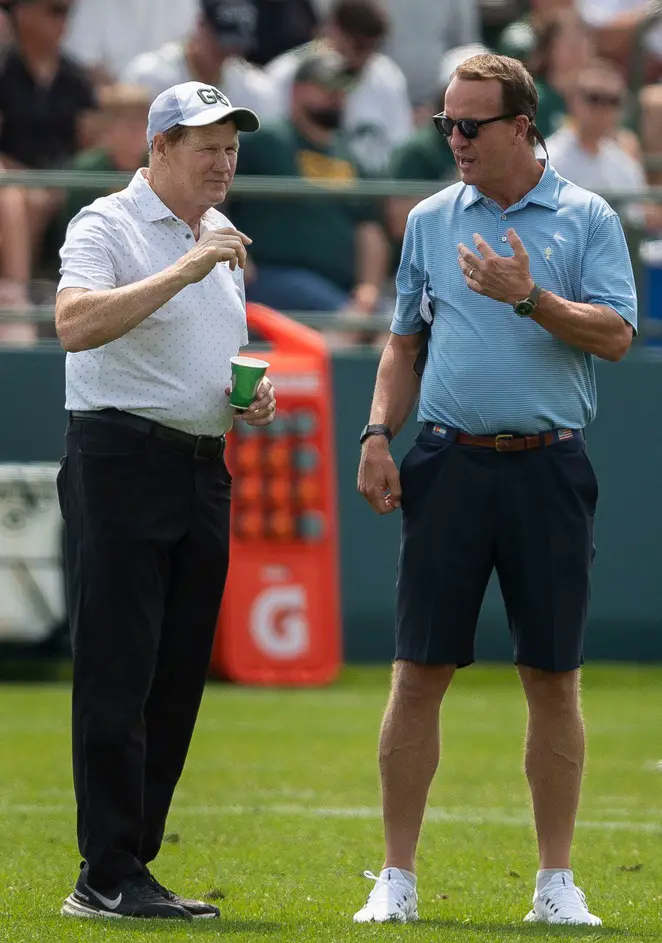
{"left": 122, "top": 0, "right": 276, "bottom": 115}
{"left": 528, "top": 11, "right": 594, "bottom": 139}
{"left": 547, "top": 58, "right": 647, "bottom": 222}
{"left": 0, "top": 173, "right": 34, "bottom": 343}
{"left": 267, "top": 0, "right": 412, "bottom": 173}
{"left": 56, "top": 85, "right": 150, "bottom": 238}
{"left": 379, "top": 0, "right": 480, "bottom": 111}
{"left": 231, "top": 49, "right": 389, "bottom": 317}
{"left": 0, "top": 0, "right": 97, "bottom": 263}
{"left": 578, "top": 0, "right": 662, "bottom": 81}
{"left": 385, "top": 44, "right": 488, "bottom": 243}
{"left": 63, "top": 0, "right": 198, "bottom": 84}
{"left": 497, "top": 0, "right": 574, "bottom": 64}
{"left": 245, "top": 0, "right": 319, "bottom": 67}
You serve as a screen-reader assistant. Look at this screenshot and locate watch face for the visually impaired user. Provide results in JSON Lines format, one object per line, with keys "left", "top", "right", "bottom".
{"left": 515, "top": 300, "right": 534, "bottom": 317}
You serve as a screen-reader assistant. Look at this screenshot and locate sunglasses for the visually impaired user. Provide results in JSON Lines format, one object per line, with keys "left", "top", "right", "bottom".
{"left": 43, "top": 2, "right": 71, "bottom": 16}
{"left": 433, "top": 112, "right": 519, "bottom": 139}
{"left": 579, "top": 90, "right": 623, "bottom": 107}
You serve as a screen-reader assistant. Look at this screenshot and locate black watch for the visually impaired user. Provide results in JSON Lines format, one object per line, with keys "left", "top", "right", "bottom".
{"left": 359, "top": 423, "right": 393, "bottom": 445}
{"left": 513, "top": 283, "right": 542, "bottom": 318}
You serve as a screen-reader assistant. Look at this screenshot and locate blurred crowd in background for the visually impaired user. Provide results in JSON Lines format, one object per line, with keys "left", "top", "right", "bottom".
{"left": 0, "top": 0, "right": 661, "bottom": 345}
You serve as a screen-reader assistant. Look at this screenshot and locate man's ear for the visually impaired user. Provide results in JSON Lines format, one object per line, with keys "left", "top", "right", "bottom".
{"left": 151, "top": 132, "right": 166, "bottom": 161}
{"left": 514, "top": 115, "right": 530, "bottom": 145}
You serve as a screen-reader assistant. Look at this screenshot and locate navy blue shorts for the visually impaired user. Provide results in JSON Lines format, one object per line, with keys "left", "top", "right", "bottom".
{"left": 395, "top": 424, "right": 598, "bottom": 672}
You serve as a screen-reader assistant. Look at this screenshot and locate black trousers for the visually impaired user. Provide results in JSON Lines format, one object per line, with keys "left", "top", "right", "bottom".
{"left": 57, "top": 416, "right": 231, "bottom": 889}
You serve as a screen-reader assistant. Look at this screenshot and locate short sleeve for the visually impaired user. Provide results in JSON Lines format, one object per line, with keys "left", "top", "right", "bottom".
{"left": 58, "top": 211, "right": 118, "bottom": 292}
{"left": 581, "top": 212, "right": 637, "bottom": 332}
{"left": 390, "top": 213, "right": 426, "bottom": 334}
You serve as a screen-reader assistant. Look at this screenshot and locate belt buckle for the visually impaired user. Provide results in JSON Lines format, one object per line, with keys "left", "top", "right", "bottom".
{"left": 495, "top": 434, "right": 514, "bottom": 452}
{"left": 193, "top": 435, "right": 222, "bottom": 460}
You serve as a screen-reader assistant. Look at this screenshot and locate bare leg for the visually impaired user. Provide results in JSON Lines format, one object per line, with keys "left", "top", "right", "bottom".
{"left": 518, "top": 666, "right": 584, "bottom": 869}
{"left": 380, "top": 659, "right": 455, "bottom": 873}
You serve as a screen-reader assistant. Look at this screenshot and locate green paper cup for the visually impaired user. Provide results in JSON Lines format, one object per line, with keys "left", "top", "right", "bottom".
{"left": 230, "top": 356, "right": 269, "bottom": 410}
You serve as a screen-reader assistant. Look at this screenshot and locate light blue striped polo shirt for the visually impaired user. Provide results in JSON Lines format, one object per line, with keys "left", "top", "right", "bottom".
{"left": 391, "top": 161, "right": 637, "bottom": 434}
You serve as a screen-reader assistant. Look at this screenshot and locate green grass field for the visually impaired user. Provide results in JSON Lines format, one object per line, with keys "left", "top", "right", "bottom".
{"left": 0, "top": 665, "right": 660, "bottom": 943}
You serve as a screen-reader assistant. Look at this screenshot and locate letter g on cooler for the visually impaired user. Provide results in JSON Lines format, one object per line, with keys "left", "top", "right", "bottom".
{"left": 249, "top": 585, "right": 309, "bottom": 659}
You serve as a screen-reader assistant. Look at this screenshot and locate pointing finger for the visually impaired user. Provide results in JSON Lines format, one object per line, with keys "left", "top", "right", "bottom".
{"left": 213, "top": 227, "right": 253, "bottom": 245}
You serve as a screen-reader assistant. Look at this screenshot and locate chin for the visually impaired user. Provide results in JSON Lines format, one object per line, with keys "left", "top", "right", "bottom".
{"left": 206, "top": 186, "right": 227, "bottom": 204}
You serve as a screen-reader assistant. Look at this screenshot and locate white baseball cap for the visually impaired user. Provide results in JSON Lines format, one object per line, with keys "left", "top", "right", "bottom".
{"left": 146, "top": 81, "right": 260, "bottom": 146}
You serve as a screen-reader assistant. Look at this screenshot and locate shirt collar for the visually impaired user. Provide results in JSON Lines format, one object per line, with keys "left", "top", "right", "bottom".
{"left": 460, "top": 159, "right": 561, "bottom": 212}
{"left": 128, "top": 169, "right": 176, "bottom": 222}
{"left": 127, "top": 169, "right": 221, "bottom": 230}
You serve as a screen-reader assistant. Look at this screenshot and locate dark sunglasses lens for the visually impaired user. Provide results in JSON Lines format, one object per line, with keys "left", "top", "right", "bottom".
{"left": 435, "top": 116, "right": 454, "bottom": 136}
{"left": 583, "top": 91, "right": 622, "bottom": 107}
{"left": 458, "top": 119, "right": 479, "bottom": 139}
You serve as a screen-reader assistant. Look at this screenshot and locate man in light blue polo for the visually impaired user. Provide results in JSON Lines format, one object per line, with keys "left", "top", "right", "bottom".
{"left": 355, "top": 53, "right": 636, "bottom": 926}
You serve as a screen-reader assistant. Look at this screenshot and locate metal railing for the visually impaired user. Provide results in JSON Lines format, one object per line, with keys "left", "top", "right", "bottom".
{"left": 0, "top": 171, "right": 658, "bottom": 343}
{"left": 0, "top": 169, "right": 662, "bottom": 202}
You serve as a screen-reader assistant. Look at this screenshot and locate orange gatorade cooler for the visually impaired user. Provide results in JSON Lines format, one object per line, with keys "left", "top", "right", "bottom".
{"left": 210, "top": 303, "right": 342, "bottom": 686}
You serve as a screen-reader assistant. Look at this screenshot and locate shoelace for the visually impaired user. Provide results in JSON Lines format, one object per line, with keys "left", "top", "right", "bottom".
{"left": 363, "top": 871, "right": 410, "bottom": 911}
{"left": 124, "top": 875, "right": 170, "bottom": 904}
{"left": 542, "top": 882, "right": 591, "bottom": 918}
{"left": 144, "top": 869, "right": 178, "bottom": 902}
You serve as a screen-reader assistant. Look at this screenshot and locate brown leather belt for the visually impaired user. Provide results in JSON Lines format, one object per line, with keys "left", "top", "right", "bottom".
{"left": 424, "top": 423, "right": 582, "bottom": 452}
{"left": 457, "top": 431, "right": 562, "bottom": 452}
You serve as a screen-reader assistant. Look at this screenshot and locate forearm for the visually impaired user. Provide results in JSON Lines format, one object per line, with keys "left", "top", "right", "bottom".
{"left": 533, "top": 290, "right": 633, "bottom": 361}
{"left": 56, "top": 264, "right": 189, "bottom": 352}
{"left": 0, "top": 188, "right": 30, "bottom": 283}
{"left": 356, "top": 222, "right": 389, "bottom": 289}
{"left": 368, "top": 333, "right": 423, "bottom": 436}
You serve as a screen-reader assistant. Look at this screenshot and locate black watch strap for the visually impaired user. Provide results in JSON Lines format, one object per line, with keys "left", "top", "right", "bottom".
{"left": 359, "top": 423, "right": 393, "bottom": 445}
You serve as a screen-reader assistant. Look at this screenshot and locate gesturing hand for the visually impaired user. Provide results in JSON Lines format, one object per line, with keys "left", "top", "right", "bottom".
{"left": 458, "top": 229, "right": 534, "bottom": 306}
{"left": 180, "top": 228, "right": 252, "bottom": 284}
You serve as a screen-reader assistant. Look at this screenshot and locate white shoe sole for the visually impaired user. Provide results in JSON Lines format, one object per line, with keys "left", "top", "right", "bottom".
{"left": 61, "top": 895, "right": 124, "bottom": 919}
{"left": 524, "top": 908, "right": 602, "bottom": 926}
{"left": 353, "top": 910, "right": 419, "bottom": 923}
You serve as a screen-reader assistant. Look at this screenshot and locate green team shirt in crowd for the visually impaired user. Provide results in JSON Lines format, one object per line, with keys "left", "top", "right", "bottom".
{"left": 535, "top": 80, "right": 568, "bottom": 139}
{"left": 388, "top": 123, "right": 458, "bottom": 182}
{"left": 230, "top": 119, "right": 379, "bottom": 293}
{"left": 60, "top": 149, "right": 137, "bottom": 233}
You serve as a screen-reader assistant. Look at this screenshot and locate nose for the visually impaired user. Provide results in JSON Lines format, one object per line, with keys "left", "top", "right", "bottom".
{"left": 450, "top": 125, "right": 467, "bottom": 149}
{"left": 212, "top": 152, "right": 232, "bottom": 173}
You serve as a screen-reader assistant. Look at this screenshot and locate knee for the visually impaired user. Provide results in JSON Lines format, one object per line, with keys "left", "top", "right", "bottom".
{"left": 389, "top": 659, "right": 454, "bottom": 708}
{"left": 520, "top": 667, "right": 581, "bottom": 714}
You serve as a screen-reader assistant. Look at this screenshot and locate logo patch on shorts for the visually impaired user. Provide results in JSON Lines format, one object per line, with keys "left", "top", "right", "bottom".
{"left": 557, "top": 429, "right": 574, "bottom": 441}
{"left": 432, "top": 425, "right": 447, "bottom": 437}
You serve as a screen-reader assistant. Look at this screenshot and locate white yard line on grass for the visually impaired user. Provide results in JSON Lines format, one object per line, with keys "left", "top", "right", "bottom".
{"left": 0, "top": 802, "right": 660, "bottom": 833}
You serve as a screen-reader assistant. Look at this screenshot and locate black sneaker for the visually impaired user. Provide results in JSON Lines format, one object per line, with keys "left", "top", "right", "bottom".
{"left": 146, "top": 869, "right": 220, "bottom": 919}
{"left": 61, "top": 869, "right": 192, "bottom": 920}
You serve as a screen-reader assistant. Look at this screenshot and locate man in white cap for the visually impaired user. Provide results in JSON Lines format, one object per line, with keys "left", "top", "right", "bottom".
{"left": 56, "top": 82, "right": 274, "bottom": 921}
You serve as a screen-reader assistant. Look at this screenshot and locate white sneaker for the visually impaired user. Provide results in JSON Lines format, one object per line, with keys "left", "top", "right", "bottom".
{"left": 524, "top": 873, "right": 602, "bottom": 925}
{"left": 353, "top": 869, "right": 418, "bottom": 923}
